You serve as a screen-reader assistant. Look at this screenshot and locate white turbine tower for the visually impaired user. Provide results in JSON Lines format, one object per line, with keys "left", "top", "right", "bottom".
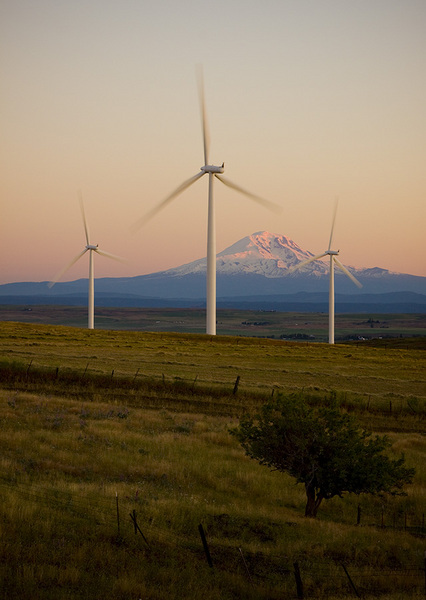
{"left": 291, "top": 203, "right": 362, "bottom": 344}
{"left": 48, "top": 196, "right": 124, "bottom": 330}
{"left": 133, "top": 68, "right": 280, "bottom": 336}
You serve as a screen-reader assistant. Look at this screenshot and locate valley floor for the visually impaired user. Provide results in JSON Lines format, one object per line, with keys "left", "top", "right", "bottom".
{"left": 1, "top": 304, "right": 425, "bottom": 343}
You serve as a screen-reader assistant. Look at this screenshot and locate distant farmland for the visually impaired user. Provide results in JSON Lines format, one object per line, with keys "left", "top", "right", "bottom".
{"left": 0, "top": 304, "right": 425, "bottom": 342}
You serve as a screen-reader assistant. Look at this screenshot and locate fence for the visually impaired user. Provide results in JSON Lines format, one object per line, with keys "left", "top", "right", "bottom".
{"left": 1, "top": 476, "right": 425, "bottom": 598}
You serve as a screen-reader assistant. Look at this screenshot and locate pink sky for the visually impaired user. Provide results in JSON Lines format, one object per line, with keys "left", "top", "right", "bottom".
{"left": 1, "top": 0, "right": 425, "bottom": 285}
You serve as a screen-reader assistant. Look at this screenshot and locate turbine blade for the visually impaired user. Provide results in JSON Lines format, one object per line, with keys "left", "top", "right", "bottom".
{"left": 79, "top": 192, "right": 90, "bottom": 246}
{"left": 196, "top": 65, "right": 210, "bottom": 166}
{"left": 289, "top": 253, "right": 328, "bottom": 273}
{"left": 95, "top": 249, "right": 127, "bottom": 263}
{"left": 333, "top": 257, "right": 363, "bottom": 288}
{"left": 131, "top": 171, "right": 205, "bottom": 232}
{"left": 328, "top": 198, "right": 338, "bottom": 251}
{"left": 48, "top": 249, "right": 88, "bottom": 288}
{"left": 215, "top": 175, "right": 281, "bottom": 213}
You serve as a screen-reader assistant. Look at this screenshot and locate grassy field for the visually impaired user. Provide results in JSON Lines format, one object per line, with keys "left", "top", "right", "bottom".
{"left": 1, "top": 320, "right": 425, "bottom": 599}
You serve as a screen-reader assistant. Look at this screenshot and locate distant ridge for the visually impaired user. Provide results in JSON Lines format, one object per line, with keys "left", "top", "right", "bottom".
{"left": 1, "top": 232, "right": 425, "bottom": 312}
{"left": 1, "top": 291, "right": 425, "bottom": 314}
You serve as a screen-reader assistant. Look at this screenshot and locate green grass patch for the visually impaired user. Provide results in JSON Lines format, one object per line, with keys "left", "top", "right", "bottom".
{"left": 0, "top": 321, "right": 425, "bottom": 598}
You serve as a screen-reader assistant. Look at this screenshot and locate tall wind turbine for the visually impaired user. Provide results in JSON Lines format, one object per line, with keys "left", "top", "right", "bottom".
{"left": 48, "top": 196, "right": 124, "bottom": 329}
{"left": 291, "top": 203, "right": 362, "bottom": 344}
{"left": 133, "top": 68, "right": 280, "bottom": 335}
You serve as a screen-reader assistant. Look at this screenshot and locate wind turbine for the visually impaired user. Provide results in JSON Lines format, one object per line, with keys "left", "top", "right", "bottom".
{"left": 133, "top": 68, "right": 280, "bottom": 335}
{"left": 291, "top": 203, "right": 362, "bottom": 344}
{"left": 48, "top": 196, "right": 124, "bottom": 329}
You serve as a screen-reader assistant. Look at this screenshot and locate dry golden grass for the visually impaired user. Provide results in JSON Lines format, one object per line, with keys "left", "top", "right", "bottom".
{"left": 0, "top": 322, "right": 425, "bottom": 598}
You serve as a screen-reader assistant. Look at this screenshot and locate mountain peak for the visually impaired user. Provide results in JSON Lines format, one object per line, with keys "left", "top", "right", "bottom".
{"left": 170, "top": 231, "right": 321, "bottom": 278}
{"left": 239, "top": 231, "right": 314, "bottom": 259}
{"left": 217, "top": 231, "right": 316, "bottom": 276}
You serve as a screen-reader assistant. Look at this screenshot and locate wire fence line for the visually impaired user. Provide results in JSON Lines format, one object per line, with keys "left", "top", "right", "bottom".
{"left": 3, "top": 359, "right": 425, "bottom": 421}
{"left": 1, "top": 475, "right": 425, "bottom": 597}
{"left": 2, "top": 476, "right": 424, "bottom": 537}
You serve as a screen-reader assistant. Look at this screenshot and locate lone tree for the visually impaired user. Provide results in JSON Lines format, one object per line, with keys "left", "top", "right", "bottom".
{"left": 231, "top": 394, "right": 414, "bottom": 517}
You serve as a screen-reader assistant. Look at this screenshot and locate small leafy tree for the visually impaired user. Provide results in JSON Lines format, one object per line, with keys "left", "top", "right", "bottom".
{"left": 231, "top": 394, "right": 414, "bottom": 517}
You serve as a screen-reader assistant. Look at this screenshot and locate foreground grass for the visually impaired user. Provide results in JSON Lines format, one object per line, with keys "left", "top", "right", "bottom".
{"left": 1, "top": 322, "right": 425, "bottom": 598}
{"left": 0, "top": 390, "right": 424, "bottom": 600}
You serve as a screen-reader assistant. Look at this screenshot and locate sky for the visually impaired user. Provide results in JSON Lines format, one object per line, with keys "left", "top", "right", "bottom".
{"left": 1, "top": 0, "right": 425, "bottom": 284}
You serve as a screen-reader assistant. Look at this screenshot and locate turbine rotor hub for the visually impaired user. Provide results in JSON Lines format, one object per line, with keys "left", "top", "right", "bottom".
{"left": 201, "top": 163, "right": 225, "bottom": 174}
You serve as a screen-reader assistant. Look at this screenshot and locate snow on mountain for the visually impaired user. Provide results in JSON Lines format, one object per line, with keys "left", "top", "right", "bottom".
{"left": 217, "top": 232, "right": 319, "bottom": 276}
{"left": 167, "top": 231, "right": 335, "bottom": 278}
{"left": 1, "top": 231, "right": 425, "bottom": 302}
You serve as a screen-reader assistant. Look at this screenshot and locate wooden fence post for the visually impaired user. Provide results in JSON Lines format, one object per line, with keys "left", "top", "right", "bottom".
{"left": 129, "top": 509, "right": 150, "bottom": 548}
{"left": 116, "top": 492, "right": 120, "bottom": 536}
{"left": 26, "top": 359, "right": 33, "bottom": 377}
{"left": 238, "top": 548, "right": 253, "bottom": 584}
{"left": 293, "top": 562, "right": 304, "bottom": 599}
{"left": 198, "top": 524, "right": 213, "bottom": 568}
{"left": 131, "top": 509, "right": 137, "bottom": 534}
{"left": 233, "top": 375, "right": 240, "bottom": 395}
{"left": 423, "top": 550, "right": 426, "bottom": 598}
{"left": 357, "top": 505, "right": 361, "bottom": 526}
{"left": 341, "top": 564, "right": 360, "bottom": 598}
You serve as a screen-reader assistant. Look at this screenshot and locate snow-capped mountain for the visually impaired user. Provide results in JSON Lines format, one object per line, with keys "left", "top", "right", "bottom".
{"left": 216, "top": 232, "right": 317, "bottom": 277}
{"left": 160, "top": 231, "right": 350, "bottom": 278}
{"left": 1, "top": 232, "right": 425, "bottom": 310}
{"left": 166, "top": 232, "right": 317, "bottom": 277}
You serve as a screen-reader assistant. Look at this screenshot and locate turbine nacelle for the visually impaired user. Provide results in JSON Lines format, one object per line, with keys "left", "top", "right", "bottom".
{"left": 86, "top": 244, "right": 99, "bottom": 251}
{"left": 201, "top": 163, "right": 225, "bottom": 174}
{"left": 326, "top": 250, "right": 339, "bottom": 256}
